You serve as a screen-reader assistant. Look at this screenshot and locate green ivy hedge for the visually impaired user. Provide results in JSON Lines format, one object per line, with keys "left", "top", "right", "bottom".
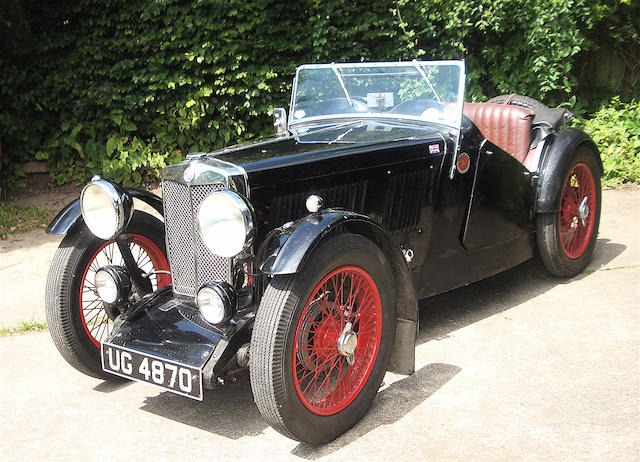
{"left": 0, "top": 0, "right": 637, "bottom": 188}
{"left": 576, "top": 97, "right": 640, "bottom": 187}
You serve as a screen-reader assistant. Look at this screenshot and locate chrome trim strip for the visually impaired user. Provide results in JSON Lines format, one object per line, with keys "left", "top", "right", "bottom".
{"left": 297, "top": 60, "right": 464, "bottom": 70}
{"left": 290, "top": 113, "right": 460, "bottom": 132}
{"left": 162, "top": 158, "right": 229, "bottom": 187}
{"left": 161, "top": 157, "right": 250, "bottom": 197}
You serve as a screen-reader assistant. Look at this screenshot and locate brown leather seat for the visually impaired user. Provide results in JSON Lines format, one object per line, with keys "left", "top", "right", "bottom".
{"left": 463, "top": 103, "right": 535, "bottom": 165}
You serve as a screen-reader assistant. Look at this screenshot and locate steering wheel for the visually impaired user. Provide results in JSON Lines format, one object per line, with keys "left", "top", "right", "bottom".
{"left": 388, "top": 98, "right": 443, "bottom": 115}
{"left": 310, "top": 98, "right": 370, "bottom": 117}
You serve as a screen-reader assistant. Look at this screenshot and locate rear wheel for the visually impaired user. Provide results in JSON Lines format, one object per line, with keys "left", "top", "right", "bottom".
{"left": 488, "top": 94, "right": 547, "bottom": 110}
{"left": 536, "top": 147, "right": 601, "bottom": 276}
{"left": 250, "top": 234, "right": 395, "bottom": 443}
{"left": 46, "top": 211, "right": 170, "bottom": 379}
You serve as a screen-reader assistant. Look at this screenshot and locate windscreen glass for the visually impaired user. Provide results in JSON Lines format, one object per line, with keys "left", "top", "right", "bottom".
{"left": 290, "top": 61, "right": 465, "bottom": 134}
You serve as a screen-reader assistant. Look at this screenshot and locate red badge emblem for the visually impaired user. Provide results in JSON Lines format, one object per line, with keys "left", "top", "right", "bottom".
{"left": 457, "top": 152, "right": 470, "bottom": 174}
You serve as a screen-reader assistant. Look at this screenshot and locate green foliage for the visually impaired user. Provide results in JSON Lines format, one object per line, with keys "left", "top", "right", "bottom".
{"left": 395, "top": 0, "right": 638, "bottom": 105}
{"left": 0, "top": 204, "right": 57, "bottom": 238}
{"left": 0, "top": 0, "right": 637, "bottom": 188}
{"left": 0, "top": 320, "right": 48, "bottom": 336}
{"left": 578, "top": 97, "right": 640, "bottom": 187}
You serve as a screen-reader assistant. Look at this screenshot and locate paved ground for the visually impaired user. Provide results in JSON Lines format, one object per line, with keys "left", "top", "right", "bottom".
{"left": 0, "top": 193, "right": 161, "bottom": 327}
{"left": 0, "top": 188, "right": 638, "bottom": 461}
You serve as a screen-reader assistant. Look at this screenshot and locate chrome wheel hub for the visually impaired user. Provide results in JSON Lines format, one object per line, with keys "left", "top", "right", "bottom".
{"left": 578, "top": 196, "right": 590, "bottom": 227}
{"left": 337, "top": 322, "right": 357, "bottom": 365}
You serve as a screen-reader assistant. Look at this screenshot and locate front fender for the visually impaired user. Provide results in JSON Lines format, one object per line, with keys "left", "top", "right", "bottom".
{"left": 259, "top": 209, "right": 418, "bottom": 375}
{"left": 259, "top": 210, "right": 378, "bottom": 275}
{"left": 535, "top": 128, "right": 602, "bottom": 213}
{"left": 46, "top": 187, "right": 164, "bottom": 235}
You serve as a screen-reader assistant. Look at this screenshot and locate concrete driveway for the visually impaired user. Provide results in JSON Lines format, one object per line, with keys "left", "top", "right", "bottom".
{"left": 0, "top": 188, "right": 638, "bottom": 461}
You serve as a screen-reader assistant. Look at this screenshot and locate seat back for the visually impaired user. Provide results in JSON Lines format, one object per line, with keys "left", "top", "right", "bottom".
{"left": 463, "top": 103, "right": 535, "bottom": 165}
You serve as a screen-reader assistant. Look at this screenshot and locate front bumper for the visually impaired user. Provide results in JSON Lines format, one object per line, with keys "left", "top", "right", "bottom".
{"left": 105, "top": 287, "right": 253, "bottom": 389}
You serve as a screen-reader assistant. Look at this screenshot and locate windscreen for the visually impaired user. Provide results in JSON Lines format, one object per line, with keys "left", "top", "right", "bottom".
{"left": 290, "top": 61, "right": 465, "bottom": 133}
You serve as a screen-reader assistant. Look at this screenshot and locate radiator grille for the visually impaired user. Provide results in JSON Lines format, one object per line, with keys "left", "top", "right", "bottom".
{"left": 162, "top": 180, "right": 231, "bottom": 297}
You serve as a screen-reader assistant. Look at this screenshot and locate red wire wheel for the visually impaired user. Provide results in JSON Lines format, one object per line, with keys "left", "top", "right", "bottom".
{"left": 47, "top": 211, "right": 170, "bottom": 380}
{"left": 536, "top": 148, "right": 601, "bottom": 277}
{"left": 292, "top": 265, "right": 382, "bottom": 415}
{"left": 78, "top": 234, "right": 171, "bottom": 348}
{"left": 558, "top": 162, "right": 597, "bottom": 259}
{"left": 250, "top": 234, "right": 395, "bottom": 443}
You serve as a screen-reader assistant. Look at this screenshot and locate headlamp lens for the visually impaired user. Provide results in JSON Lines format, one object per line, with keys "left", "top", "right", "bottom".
{"left": 95, "top": 268, "right": 119, "bottom": 304}
{"left": 196, "top": 286, "right": 227, "bottom": 324}
{"left": 197, "top": 191, "right": 253, "bottom": 258}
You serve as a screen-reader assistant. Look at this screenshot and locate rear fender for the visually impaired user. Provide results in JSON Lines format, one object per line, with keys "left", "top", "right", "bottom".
{"left": 259, "top": 210, "right": 418, "bottom": 375}
{"left": 46, "top": 187, "right": 163, "bottom": 235}
{"left": 535, "top": 128, "right": 602, "bottom": 213}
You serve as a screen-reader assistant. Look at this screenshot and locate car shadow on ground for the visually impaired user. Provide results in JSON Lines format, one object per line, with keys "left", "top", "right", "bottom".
{"left": 93, "top": 380, "right": 131, "bottom": 393}
{"left": 140, "top": 371, "right": 268, "bottom": 439}
{"left": 133, "top": 238, "right": 625, "bottom": 448}
{"left": 416, "top": 238, "right": 625, "bottom": 346}
{"left": 290, "top": 362, "right": 461, "bottom": 458}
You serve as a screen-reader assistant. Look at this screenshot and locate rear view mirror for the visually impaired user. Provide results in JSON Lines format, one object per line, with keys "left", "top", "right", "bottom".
{"left": 273, "top": 108, "right": 288, "bottom": 137}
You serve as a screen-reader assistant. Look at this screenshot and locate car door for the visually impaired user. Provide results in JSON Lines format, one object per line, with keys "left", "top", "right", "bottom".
{"left": 415, "top": 118, "right": 535, "bottom": 299}
{"left": 461, "top": 141, "right": 532, "bottom": 251}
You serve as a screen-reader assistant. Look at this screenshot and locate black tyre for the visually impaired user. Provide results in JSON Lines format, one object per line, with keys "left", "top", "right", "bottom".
{"left": 249, "top": 234, "right": 396, "bottom": 443}
{"left": 45, "top": 211, "right": 171, "bottom": 379}
{"left": 536, "top": 147, "right": 602, "bottom": 276}
{"left": 487, "top": 94, "right": 547, "bottom": 110}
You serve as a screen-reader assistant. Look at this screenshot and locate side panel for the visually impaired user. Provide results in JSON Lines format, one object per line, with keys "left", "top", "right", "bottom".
{"left": 249, "top": 138, "right": 446, "bottom": 277}
{"left": 415, "top": 123, "right": 535, "bottom": 300}
{"left": 462, "top": 142, "right": 531, "bottom": 251}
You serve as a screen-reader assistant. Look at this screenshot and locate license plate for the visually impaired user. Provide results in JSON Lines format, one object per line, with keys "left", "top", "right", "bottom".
{"left": 101, "top": 342, "right": 203, "bottom": 400}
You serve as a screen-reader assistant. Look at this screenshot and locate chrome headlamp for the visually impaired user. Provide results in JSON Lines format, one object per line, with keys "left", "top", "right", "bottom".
{"left": 196, "top": 282, "right": 237, "bottom": 325}
{"left": 94, "top": 266, "right": 131, "bottom": 305}
{"left": 197, "top": 190, "right": 254, "bottom": 258}
{"left": 80, "top": 178, "right": 133, "bottom": 240}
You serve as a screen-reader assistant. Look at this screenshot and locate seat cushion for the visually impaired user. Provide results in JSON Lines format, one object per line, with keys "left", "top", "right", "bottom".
{"left": 463, "top": 102, "right": 535, "bottom": 164}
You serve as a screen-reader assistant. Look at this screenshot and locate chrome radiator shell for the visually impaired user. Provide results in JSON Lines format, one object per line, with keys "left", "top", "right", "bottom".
{"left": 161, "top": 157, "right": 249, "bottom": 297}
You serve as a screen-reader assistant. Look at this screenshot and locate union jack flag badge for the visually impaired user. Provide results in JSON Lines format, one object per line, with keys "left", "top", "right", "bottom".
{"left": 429, "top": 144, "right": 440, "bottom": 154}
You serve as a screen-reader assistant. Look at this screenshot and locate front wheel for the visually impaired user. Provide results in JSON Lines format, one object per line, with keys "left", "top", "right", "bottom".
{"left": 45, "top": 211, "right": 171, "bottom": 379}
{"left": 536, "top": 147, "right": 602, "bottom": 276}
{"left": 249, "top": 234, "right": 396, "bottom": 443}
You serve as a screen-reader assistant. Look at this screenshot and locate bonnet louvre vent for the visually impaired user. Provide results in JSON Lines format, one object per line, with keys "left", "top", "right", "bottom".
{"left": 268, "top": 180, "right": 368, "bottom": 227}
{"left": 382, "top": 170, "right": 430, "bottom": 232}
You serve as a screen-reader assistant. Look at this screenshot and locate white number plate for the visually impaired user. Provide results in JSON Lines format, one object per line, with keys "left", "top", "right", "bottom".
{"left": 101, "top": 342, "right": 203, "bottom": 400}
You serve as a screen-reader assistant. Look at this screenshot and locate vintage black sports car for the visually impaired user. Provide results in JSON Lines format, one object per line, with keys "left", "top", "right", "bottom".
{"left": 45, "top": 61, "right": 601, "bottom": 444}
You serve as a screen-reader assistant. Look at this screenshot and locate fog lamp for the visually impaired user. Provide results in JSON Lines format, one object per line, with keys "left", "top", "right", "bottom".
{"left": 196, "top": 282, "right": 237, "bottom": 325}
{"left": 95, "top": 266, "right": 131, "bottom": 304}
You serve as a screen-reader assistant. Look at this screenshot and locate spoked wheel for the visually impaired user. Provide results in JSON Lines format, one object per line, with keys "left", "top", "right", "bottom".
{"left": 558, "top": 163, "right": 597, "bottom": 259}
{"left": 250, "top": 234, "right": 395, "bottom": 443}
{"left": 79, "top": 234, "right": 171, "bottom": 348}
{"left": 46, "top": 211, "right": 170, "bottom": 379}
{"left": 537, "top": 147, "right": 602, "bottom": 276}
{"left": 293, "top": 266, "right": 382, "bottom": 415}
